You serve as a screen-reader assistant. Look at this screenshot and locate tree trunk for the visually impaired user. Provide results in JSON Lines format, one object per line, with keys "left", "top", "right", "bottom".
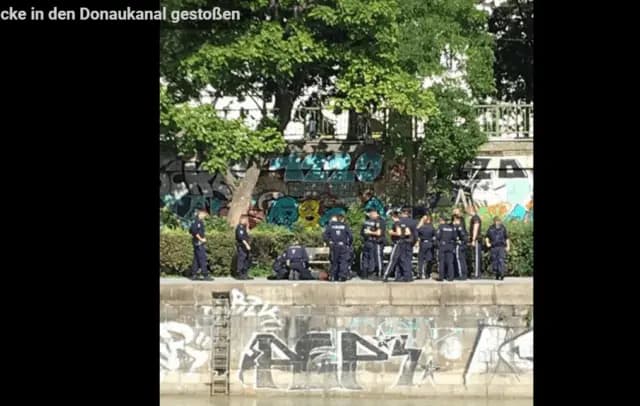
{"left": 227, "top": 161, "right": 261, "bottom": 227}
{"left": 226, "top": 86, "right": 296, "bottom": 227}
{"left": 275, "top": 88, "right": 294, "bottom": 132}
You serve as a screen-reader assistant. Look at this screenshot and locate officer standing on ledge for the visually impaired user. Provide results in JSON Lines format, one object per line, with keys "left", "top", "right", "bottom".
{"left": 360, "top": 207, "right": 385, "bottom": 280}
{"left": 235, "top": 215, "right": 254, "bottom": 280}
{"left": 189, "top": 208, "right": 213, "bottom": 281}
{"left": 485, "top": 216, "right": 510, "bottom": 280}
{"left": 396, "top": 207, "right": 417, "bottom": 282}
{"left": 416, "top": 214, "right": 436, "bottom": 279}
{"left": 337, "top": 214, "right": 355, "bottom": 279}
{"left": 323, "top": 213, "right": 353, "bottom": 282}
{"left": 435, "top": 215, "right": 456, "bottom": 282}
{"left": 382, "top": 211, "right": 402, "bottom": 282}
{"left": 453, "top": 215, "right": 469, "bottom": 280}
{"left": 468, "top": 206, "right": 483, "bottom": 278}
{"left": 451, "top": 207, "right": 467, "bottom": 279}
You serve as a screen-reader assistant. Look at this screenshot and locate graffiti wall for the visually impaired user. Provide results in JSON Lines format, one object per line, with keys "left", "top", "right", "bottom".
{"left": 159, "top": 150, "right": 534, "bottom": 227}
{"left": 255, "top": 147, "right": 389, "bottom": 227}
{"left": 160, "top": 304, "right": 216, "bottom": 383}
{"left": 160, "top": 157, "right": 231, "bottom": 224}
{"left": 457, "top": 155, "right": 533, "bottom": 222}
{"left": 234, "top": 316, "right": 532, "bottom": 392}
{"left": 160, "top": 283, "right": 533, "bottom": 396}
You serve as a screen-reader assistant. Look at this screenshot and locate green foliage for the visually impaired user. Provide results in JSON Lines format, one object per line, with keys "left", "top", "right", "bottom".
{"left": 203, "top": 215, "right": 233, "bottom": 232}
{"left": 160, "top": 207, "right": 182, "bottom": 230}
{"left": 160, "top": 87, "right": 285, "bottom": 172}
{"left": 501, "top": 221, "right": 533, "bottom": 276}
{"left": 488, "top": 0, "right": 533, "bottom": 102}
{"left": 161, "top": 0, "right": 445, "bottom": 132}
{"left": 160, "top": 217, "right": 532, "bottom": 277}
{"left": 160, "top": 229, "right": 236, "bottom": 276}
{"left": 421, "top": 86, "right": 487, "bottom": 193}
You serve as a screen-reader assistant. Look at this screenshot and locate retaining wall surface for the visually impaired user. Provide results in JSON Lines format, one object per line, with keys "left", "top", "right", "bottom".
{"left": 160, "top": 278, "right": 533, "bottom": 398}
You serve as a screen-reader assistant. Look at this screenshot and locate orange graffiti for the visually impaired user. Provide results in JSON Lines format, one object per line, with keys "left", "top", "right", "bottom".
{"left": 487, "top": 203, "right": 510, "bottom": 217}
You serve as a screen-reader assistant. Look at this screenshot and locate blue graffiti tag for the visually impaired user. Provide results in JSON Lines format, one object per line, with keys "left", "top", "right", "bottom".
{"left": 266, "top": 196, "right": 299, "bottom": 228}
{"left": 319, "top": 207, "right": 347, "bottom": 227}
{"left": 363, "top": 196, "right": 386, "bottom": 219}
{"left": 268, "top": 152, "right": 381, "bottom": 183}
{"left": 355, "top": 152, "right": 383, "bottom": 182}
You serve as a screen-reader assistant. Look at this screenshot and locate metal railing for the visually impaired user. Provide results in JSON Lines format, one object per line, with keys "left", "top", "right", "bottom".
{"left": 212, "top": 103, "right": 533, "bottom": 140}
{"left": 475, "top": 103, "right": 533, "bottom": 139}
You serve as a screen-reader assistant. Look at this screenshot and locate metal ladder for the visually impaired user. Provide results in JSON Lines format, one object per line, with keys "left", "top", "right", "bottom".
{"left": 210, "top": 292, "right": 231, "bottom": 395}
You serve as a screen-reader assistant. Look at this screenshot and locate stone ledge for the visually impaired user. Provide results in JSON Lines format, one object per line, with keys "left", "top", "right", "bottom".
{"left": 161, "top": 278, "right": 533, "bottom": 306}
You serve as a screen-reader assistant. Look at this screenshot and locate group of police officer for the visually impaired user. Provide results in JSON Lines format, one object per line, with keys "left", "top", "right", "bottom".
{"left": 188, "top": 206, "right": 511, "bottom": 282}
{"left": 323, "top": 206, "right": 511, "bottom": 282}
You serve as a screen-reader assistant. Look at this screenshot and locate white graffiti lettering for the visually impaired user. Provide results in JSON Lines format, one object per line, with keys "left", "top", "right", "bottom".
{"left": 159, "top": 321, "right": 211, "bottom": 376}
{"left": 230, "top": 288, "right": 283, "bottom": 333}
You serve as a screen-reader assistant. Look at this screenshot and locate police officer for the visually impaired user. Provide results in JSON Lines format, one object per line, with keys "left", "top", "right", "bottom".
{"left": 416, "top": 214, "right": 436, "bottom": 279}
{"left": 283, "top": 242, "right": 313, "bottom": 280}
{"left": 396, "top": 207, "right": 417, "bottom": 282}
{"left": 485, "top": 216, "right": 510, "bottom": 280}
{"left": 323, "top": 214, "right": 353, "bottom": 282}
{"left": 468, "top": 207, "right": 483, "bottom": 278}
{"left": 337, "top": 214, "right": 356, "bottom": 279}
{"left": 235, "top": 215, "right": 254, "bottom": 280}
{"left": 268, "top": 252, "right": 288, "bottom": 280}
{"left": 453, "top": 215, "right": 469, "bottom": 280}
{"left": 189, "top": 208, "right": 213, "bottom": 281}
{"left": 382, "top": 211, "right": 402, "bottom": 281}
{"left": 360, "top": 207, "right": 385, "bottom": 280}
{"left": 451, "top": 207, "right": 467, "bottom": 279}
{"left": 435, "top": 215, "right": 456, "bottom": 281}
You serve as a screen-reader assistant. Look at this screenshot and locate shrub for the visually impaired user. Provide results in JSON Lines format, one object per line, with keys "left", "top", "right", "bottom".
{"left": 159, "top": 212, "right": 533, "bottom": 277}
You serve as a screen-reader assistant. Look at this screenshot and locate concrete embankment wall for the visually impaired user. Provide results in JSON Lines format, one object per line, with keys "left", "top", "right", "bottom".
{"left": 160, "top": 279, "right": 533, "bottom": 398}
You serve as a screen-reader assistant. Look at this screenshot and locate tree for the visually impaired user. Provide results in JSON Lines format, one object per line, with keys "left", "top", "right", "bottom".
{"left": 488, "top": 0, "right": 533, "bottom": 102}
{"left": 161, "top": 0, "right": 439, "bottom": 224}
{"left": 388, "top": 0, "right": 495, "bottom": 203}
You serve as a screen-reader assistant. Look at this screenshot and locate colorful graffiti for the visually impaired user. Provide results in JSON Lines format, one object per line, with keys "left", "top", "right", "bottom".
{"left": 268, "top": 151, "right": 383, "bottom": 183}
{"left": 266, "top": 196, "right": 299, "bottom": 227}
{"left": 298, "top": 199, "right": 321, "bottom": 228}
{"left": 319, "top": 207, "right": 347, "bottom": 227}
{"left": 362, "top": 196, "right": 386, "bottom": 218}
{"left": 160, "top": 158, "right": 230, "bottom": 225}
{"left": 457, "top": 156, "right": 533, "bottom": 222}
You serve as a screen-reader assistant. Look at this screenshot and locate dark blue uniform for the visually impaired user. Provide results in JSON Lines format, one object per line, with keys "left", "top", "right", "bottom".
{"left": 323, "top": 220, "right": 353, "bottom": 281}
{"left": 271, "top": 253, "right": 287, "bottom": 280}
{"left": 454, "top": 223, "right": 469, "bottom": 279}
{"left": 360, "top": 218, "right": 385, "bottom": 278}
{"left": 189, "top": 218, "right": 209, "bottom": 278}
{"left": 235, "top": 224, "right": 251, "bottom": 278}
{"left": 436, "top": 222, "right": 456, "bottom": 281}
{"left": 383, "top": 219, "right": 402, "bottom": 280}
{"left": 452, "top": 216, "right": 467, "bottom": 279}
{"left": 283, "top": 244, "right": 313, "bottom": 280}
{"left": 469, "top": 215, "right": 482, "bottom": 278}
{"left": 397, "top": 217, "right": 417, "bottom": 281}
{"left": 417, "top": 223, "right": 436, "bottom": 278}
{"left": 486, "top": 224, "right": 508, "bottom": 279}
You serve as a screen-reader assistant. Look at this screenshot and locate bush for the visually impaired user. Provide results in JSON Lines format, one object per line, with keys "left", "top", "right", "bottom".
{"left": 160, "top": 229, "right": 235, "bottom": 276}
{"left": 159, "top": 214, "right": 533, "bottom": 277}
